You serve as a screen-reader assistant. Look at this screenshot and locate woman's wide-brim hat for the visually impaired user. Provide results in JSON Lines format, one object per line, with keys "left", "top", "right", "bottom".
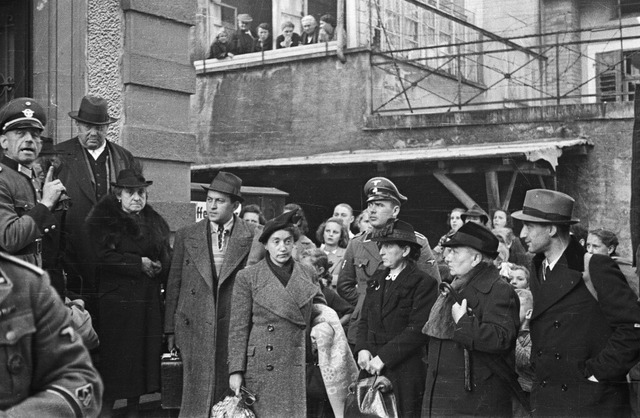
{"left": 259, "top": 210, "right": 300, "bottom": 244}
{"left": 512, "top": 189, "right": 579, "bottom": 224}
{"left": 201, "top": 171, "right": 244, "bottom": 202}
{"left": 370, "top": 218, "right": 420, "bottom": 250}
{"left": 68, "top": 95, "right": 118, "bottom": 125}
{"left": 442, "top": 221, "right": 499, "bottom": 258}
{"left": 110, "top": 169, "right": 152, "bottom": 188}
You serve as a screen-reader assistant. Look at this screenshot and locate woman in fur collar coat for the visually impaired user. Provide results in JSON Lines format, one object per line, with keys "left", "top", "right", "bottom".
{"left": 86, "top": 169, "right": 171, "bottom": 413}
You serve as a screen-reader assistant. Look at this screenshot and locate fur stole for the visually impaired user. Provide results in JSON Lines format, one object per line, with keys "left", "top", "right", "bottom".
{"left": 86, "top": 194, "right": 170, "bottom": 256}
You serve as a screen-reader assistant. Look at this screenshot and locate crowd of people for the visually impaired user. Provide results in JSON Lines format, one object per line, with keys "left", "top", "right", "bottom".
{"left": 1, "top": 94, "right": 640, "bottom": 418}
{"left": 207, "top": 13, "right": 339, "bottom": 60}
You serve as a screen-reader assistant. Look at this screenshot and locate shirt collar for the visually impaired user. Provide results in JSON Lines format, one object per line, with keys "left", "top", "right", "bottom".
{"left": 211, "top": 216, "right": 234, "bottom": 233}
{"left": 83, "top": 140, "right": 107, "bottom": 160}
{"left": 544, "top": 254, "right": 562, "bottom": 272}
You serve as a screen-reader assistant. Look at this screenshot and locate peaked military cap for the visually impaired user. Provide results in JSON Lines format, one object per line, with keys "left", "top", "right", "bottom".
{"left": 0, "top": 98, "right": 46, "bottom": 134}
{"left": 364, "top": 177, "right": 408, "bottom": 204}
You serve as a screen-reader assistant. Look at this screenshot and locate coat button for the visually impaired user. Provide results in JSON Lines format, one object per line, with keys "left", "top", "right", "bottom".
{"left": 191, "top": 289, "right": 196, "bottom": 295}
{"left": 540, "top": 380, "right": 547, "bottom": 387}
{"left": 555, "top": 353, "right": 561, "bottom": 360}
{"left": 561, "top": 384, "right": 568, "bottom": 391}
{"left": 184, "top": 318, "right": 190, "bottom": 326}
{"left": 7, "top": 354, "right": 24, "bottom": 375}
{"left": 299, "top": 325, "right": 305, "bottom": 330}
{"left": 6, "top": 330, "right": 16, "bottom": 341}
{"left": 266, "top": 345, "right": 273, "bottom": 351}
{"left": 554, "top": 321, "right": 560, "bottom": 328}
{"left": 44, "top": 228, "right": 49, "bottom": 233}
{"left": 266, "top": 364, "right": 274, "bottom": 371}
{"left": 51, "top": 225, "right": 56, "bottom": 230}
{"left": 537, "top": 350, "right": 543, "bottom": 357}
{"left": 267, "top": 325, "right": 274, "bottom": 332}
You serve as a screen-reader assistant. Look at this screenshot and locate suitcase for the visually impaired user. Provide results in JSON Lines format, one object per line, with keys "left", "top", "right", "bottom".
{"left": 161, "top": 349, "right": 183, "bottom": 409}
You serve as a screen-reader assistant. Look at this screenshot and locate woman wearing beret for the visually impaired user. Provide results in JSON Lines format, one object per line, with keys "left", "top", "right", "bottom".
{"left": 228, "top": 210, "right": 326, "bottom": 417}
{"left": 85, "top": 169, "right": 171, "bottom": 415}
{"left": 355, "top": 219, "right": 438, "bottom": 417}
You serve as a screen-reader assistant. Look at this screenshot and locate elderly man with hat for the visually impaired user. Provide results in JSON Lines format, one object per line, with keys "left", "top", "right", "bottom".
{"left": 231, "top": 13, "right": 256, "bottom": 55}
{"left": 0, "top": 97, "right": 67, "bottom": 266}
{"left": 337, "top": 176, "right": 440, "bottom": 349}
{"left": 164, "top": 171, "right": 264, "bottom": 417}
{"left": 422, "top": 221, "right": 520, "bottom": 417}
{"left": 54, "top": 95, "right": 136, "bottom": 304}
{"left": 513, "top": 189, "right": 640, "bottom": 417}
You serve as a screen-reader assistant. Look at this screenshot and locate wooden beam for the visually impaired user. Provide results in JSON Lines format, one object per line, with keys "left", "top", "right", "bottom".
{"left": 537, "top": 175, "right": 546, "bottom": 188}
{"left": 501, "top": 171, "right": 518, "bottom": 210}
{"left": 485, "top": 171, "right": 500, "bottom": 213}
{"left": 433, "top": 171, "right": 478, "bottom": 209}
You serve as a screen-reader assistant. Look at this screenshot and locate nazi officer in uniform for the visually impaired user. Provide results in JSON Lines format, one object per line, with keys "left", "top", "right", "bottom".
{"left": 0, "top": 98, "right": 66, "bottom": 267}
{"left": 0, "top": 250, "right": 103, "bottom": 416}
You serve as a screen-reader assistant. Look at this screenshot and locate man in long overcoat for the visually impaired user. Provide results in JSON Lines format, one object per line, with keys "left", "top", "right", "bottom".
{"left": 514, "top": 189, "right": 640, "bottom": 417}
{"left": 165, "top": 171, "right": 263, "bottom": 418}
{"left": 337, "top": 176, "right": 440, "bottom": 347}
{"left": 54, "top": 95, "right": 136, "bottom": 302}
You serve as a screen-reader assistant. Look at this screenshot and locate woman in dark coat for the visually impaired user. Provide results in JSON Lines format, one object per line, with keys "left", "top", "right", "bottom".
{"left": 86, "top": 169, "right": 171, "bottom": 415}
{"left": 422, "top": 222, "right": 520, "bottom": 417}
{"left": 355, "top": 219, "right": 438, "bottom": 417}
{"left": 228, "top": 210, "right": 325, "bottom": 418}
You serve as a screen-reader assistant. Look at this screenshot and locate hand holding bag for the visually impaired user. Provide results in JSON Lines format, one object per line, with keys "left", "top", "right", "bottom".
{"left": 344, "top": 375, "right": 399, "bottom": 418}
{"left": 161, "top": 348, "right": 183, "bottom": 409}
{"left": 210, "top": 387, "right": 256, "bottom": 418}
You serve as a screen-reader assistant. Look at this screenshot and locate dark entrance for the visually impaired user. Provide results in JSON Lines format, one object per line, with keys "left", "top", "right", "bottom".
{"left": 0, "top": 0, "right": 32, "bottom": 107}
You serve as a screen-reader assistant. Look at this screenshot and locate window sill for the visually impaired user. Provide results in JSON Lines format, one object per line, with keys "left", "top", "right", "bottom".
{"left": 195, "top": 42, "right": 360, "bottom": 74}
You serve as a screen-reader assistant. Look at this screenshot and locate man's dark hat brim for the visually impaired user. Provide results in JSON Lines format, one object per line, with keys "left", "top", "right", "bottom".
{"left": 110, "top": 169, "right": 152, "bottom": 188}
{"left": 69, "top": 95, "right": 118, "bottom": 125}
{"left": 202, "top": 171, "right": 244, "bottom": 203}
{"left": 511, "top": 209, "right": 579, "bottom": 224}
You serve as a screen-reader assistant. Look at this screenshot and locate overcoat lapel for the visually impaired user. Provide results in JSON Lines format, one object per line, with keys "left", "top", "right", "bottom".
{"left": 219, "top": 216, "right": 252, "bottom": 285}
{"left": 361, "top": 235, "right": 382, "bottom": 268}
{"left": 67, "top": 140, "right": 98, "bottom": 204}
{"left": 531, "top": 258, "right": 582, "bottom": 319}
{"left": 254, "top": 262, "right": 318, "bottom": 326}
{"left": 186, "top": 221, "right": 215, "bottom": 290}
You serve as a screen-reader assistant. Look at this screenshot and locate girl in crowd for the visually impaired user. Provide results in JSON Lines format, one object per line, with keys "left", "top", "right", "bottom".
{"left": 492, "top": 209, "right": 513, "bottom": 229}
{"left": 433, "top": 208, "right": 465, "bottom": 281}
{"left": 208, "top": 29, "right": 234, "bottom": 60}
{"left": 355, "top": 219, "right": 437, "bottom": 417}
{"left": 86, "top": 169, "right": 171, "bottom": 416}
{"left": 254, "top": 23, "right": 272, "bottom": 52}
{"left": 276, "top": 20, "right": 301, "bottom": 48}
{"left": 355, "top": 210, "right": 372, "bottom": 234}
{"left": 228, "top": 210, "right": 325, "bottom": 417}
{"left": 284, "top": 203, "right": 316, "bottom": 260}
{"left": 240, "top": 203, "right": 266, "bottom": 225}
{"left": 315, "top": 216, "right": 349, "bottom": 282}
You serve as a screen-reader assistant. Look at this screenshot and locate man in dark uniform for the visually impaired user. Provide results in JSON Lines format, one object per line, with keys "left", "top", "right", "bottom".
{"left": 55, "top": 95, "right": 136, "bottom": 304}
{"left": 0, "top": 98, "right": 67, "bottom": 267}
{"left": 231, "top": 14, "right": 255, "bottom": 55}
{"left": 513, "top": 189, "right": 640, "bottom": 417}
{"left": 337, "top": 176, "right": 440, "bottom": 348}
{"left": 0, "top": 250, "right": 103, "bottom": 416}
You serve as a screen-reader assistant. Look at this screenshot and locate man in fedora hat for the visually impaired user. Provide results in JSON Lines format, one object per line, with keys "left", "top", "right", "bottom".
{"left": 165, "top": 171, "right": 264, "bottom": 417}
{"left": 54, "top": 94, "right": 136, "bottom": 301}
{"left": 513, "top": 189, "right": 640, "bottom": 417}
{"left": 231, "top": 13, "right": 256, "bottom": 55}
{"left": 337, "top": 176, "right": 440, "bottom": 349}
{"left": 422, "top": 221, "right": 520, "bottom": 417}
{"left": 0, "top": 98, "right": 67, "bottom": 267}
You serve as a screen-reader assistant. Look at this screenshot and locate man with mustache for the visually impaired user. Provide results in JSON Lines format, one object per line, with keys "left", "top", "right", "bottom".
{"left": 0, "top": 98, "right": 66, "bottom": 266}
{"left": 55, "top": 95, "right": 136, "bottom": 306}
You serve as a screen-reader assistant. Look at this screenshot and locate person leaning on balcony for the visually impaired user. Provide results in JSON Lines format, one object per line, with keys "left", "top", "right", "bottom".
{"left": 208, "top": 29, "right": 234, "bottom": 60}
{"left": 276, "top": 20, "right": 301, "bottom": 49}
{"left": 319, "top": 14, "right": 336, "bottom": 42}
{"left": 231, "top": 13, "right": 255, "bottom": 55}
{"left": 254, "top": 23, "right": 272, "bottom": 52}
{"left": 301, "top": 15, "right": 320, "bottom": 45}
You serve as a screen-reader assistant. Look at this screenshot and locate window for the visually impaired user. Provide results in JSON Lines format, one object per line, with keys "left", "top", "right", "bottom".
{"left": 596, "top": 49, "right": 640, "bottom": 102}
{"left": 621, "top": 0, "right": 640, "bottom": 17}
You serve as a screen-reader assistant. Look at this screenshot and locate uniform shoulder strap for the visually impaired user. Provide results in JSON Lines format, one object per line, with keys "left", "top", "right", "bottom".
{"left": 582, "top": 252, "right": 598, "bottom": 301}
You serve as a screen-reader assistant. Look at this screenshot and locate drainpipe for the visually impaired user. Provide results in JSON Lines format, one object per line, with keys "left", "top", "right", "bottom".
{"left": 337, "top": 0, "right": 346, "bottom": 63}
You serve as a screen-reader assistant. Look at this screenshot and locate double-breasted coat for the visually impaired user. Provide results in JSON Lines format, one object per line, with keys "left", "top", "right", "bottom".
{"left": 529, "top": 238, "right": 640, "bottom": 417}
{"left": 0, "top": 156, "right": 57, "bottom": 266}
{"left": 422, "top": 263, "right": 519, "bottom": 417}
{"left": 54, "top": 138, "right": 136, "bottom": 297}
{"left": 338, "top": 230, "right": 440, "bottom": 345}
{"left": 227, "top": 259, "right": 325, "bottom": 418}
{"left": 354, "top": 263, "right": 437, "bottom": 417}
{"left": 164, "top": 216, "right": 262, "bottom": 418}
{"left": 86, "top": 194, "right": 171, "bottom": 400}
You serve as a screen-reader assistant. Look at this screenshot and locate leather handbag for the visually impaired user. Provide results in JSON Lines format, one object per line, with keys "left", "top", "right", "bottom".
{"left": 160, "top": 348, "right": 183, "bottom": 409}
{"left": 344, "top": 375, "right": 399, "bottom": 418}
{"left": 306, "top": 360, "right": 328, "bottom": 400}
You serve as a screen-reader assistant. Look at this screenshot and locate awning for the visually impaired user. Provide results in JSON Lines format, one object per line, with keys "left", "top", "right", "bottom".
{"left": 192, "top": 138, "right": 591, "bottom": 173}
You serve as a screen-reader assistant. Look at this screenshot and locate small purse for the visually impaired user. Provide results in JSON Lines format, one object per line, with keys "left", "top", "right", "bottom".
{"left": 210, "top": 387, "right": 256, "bottom": 418}
{"left": 160, "top": 348, "right": 183, "bottom": 409}
{"left": 344, "top": 375, "right": 399, "bottom": 418}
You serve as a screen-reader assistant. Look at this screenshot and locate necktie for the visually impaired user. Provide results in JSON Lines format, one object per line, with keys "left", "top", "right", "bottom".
{"left": 217, "top": 224, "right": 225, "bottom": 251}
